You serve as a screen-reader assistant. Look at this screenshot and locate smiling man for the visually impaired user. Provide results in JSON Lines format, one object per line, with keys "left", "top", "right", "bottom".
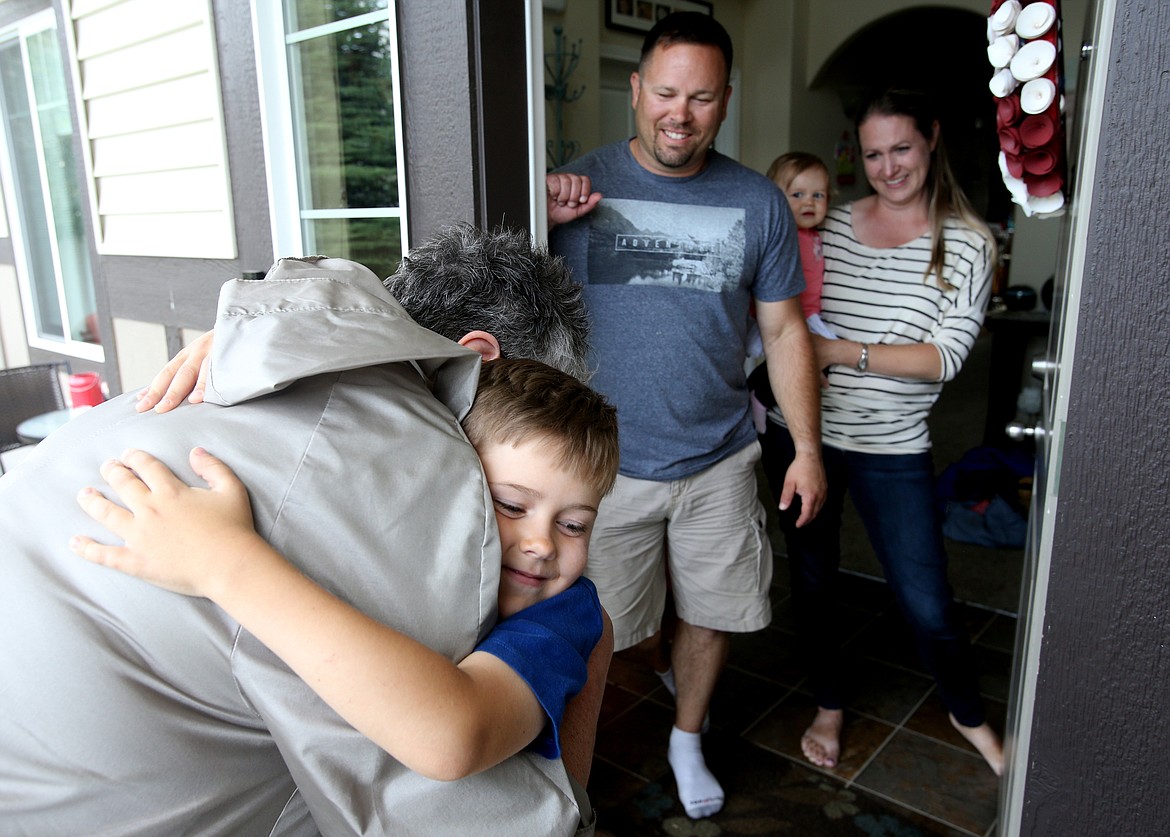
{"left": 544, "top": 11, "right": 826, "bottom": 821}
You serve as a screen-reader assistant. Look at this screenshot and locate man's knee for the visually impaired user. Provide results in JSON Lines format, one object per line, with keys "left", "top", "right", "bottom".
{"left": 674, "top": 620, "right": 729, "bottom": 653}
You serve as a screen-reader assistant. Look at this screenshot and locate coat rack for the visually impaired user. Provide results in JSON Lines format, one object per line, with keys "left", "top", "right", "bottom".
{"left": 545, "top": 25, "right": 584, "bottom": 170}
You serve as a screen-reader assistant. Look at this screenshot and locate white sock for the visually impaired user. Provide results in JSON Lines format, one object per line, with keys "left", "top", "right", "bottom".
{"left": 656, "top": 668, "right": 677, "bottom": 697}
{"left": 667, "top": 726, "right": 724, "bottom": 819}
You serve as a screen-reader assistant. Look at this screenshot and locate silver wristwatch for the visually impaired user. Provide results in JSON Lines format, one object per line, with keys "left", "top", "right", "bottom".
{"left": 856, "top": 343, "right": 869, "bottom": 372}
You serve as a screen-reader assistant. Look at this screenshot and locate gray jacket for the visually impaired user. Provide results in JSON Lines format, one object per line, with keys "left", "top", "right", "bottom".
{"left": 0, "top": 258, "right": 584, "bottom": 835}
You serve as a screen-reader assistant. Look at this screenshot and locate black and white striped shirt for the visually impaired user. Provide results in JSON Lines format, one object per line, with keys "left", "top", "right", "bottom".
{"left": 804, "top": 203, "right": 992, "bottom": 454}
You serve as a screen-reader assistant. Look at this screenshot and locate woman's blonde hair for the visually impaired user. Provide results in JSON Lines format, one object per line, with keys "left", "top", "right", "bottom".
{"left": 855, "top": 88, "right": 996, "bottom": 288}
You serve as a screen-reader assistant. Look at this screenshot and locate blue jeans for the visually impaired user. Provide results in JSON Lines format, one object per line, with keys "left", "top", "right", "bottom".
{"left": 759, "top": 422, "right": 986, "bottom": 727}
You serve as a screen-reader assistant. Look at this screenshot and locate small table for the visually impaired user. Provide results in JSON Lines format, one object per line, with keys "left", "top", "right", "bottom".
{"left": 16, "top": 407, "right": 89, "bottom": 444}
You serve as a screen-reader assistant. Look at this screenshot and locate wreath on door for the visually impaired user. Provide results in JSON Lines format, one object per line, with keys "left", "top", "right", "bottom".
{"left": 986, "top": 0, "right": 1067, "bottom": 217}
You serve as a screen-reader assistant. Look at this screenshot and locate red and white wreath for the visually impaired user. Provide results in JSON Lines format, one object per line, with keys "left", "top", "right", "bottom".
{"left": 987, "top": 0, "right": 1067, "bottom": 217}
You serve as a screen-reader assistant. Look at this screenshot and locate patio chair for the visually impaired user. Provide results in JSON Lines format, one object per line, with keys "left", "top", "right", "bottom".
{"left": 0, "top": 362, "right": 68, "bottom": 474}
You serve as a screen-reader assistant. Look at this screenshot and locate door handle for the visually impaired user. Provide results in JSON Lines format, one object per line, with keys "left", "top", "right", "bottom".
{"left": 1031, "top": 358, "right": 1058, "bottom": 379}
{"left": 1006, "top": 420, "right": 1046, "bottom": 442}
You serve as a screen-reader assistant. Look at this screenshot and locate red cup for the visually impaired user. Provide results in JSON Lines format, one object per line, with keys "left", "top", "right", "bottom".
{"left": 1020, "top": 112, "right": 1057, "bottom": 148}
{"left": 997, "top": 94, "right": 1023, "bottom": 128}
{"left": 69, "top": 372, "right": 105, "bottom": 408}
{"left": 1023, "top": 148, "right": 1058, "bottom": 175}
{"left": 1025, "top": 171, "right": 1065, "bottom": 197}
{"left": 1004, "top": 152, "right": 1026, "bottom": 178}
{"left": 998, "top": 126, "right": 1023, "bottom": 155}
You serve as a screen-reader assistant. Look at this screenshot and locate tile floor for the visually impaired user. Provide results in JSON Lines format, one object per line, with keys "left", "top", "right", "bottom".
{"left": 588, "top": 559, "right": 1014, "bottom": 836}
{"left": 584, "top": 331, "right": 1029, "bottom": 835}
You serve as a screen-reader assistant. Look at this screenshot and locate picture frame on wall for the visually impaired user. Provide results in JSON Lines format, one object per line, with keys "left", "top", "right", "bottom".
{"left": 605, "top": 0, "right": 714, "bottom": 36}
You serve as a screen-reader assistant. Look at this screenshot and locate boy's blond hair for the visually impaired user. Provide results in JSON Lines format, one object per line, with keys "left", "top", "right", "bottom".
{"left": 766, "top": 151, "right": 831, "bottom": 194}
{"left": 462, "top": 358, "right": 620, "bottom": 497}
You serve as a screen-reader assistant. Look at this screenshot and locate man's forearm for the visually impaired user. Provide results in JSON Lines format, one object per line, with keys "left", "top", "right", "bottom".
{"left": 765, "top": 326, "right": 821, "bottom": 455}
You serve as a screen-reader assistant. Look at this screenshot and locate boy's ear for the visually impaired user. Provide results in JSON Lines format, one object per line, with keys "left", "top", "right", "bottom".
{"left": 457, "top": 331, "right": 502, "bottom": 362}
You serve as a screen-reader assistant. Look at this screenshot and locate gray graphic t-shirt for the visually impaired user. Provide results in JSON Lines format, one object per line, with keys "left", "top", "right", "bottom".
{"left": 551, "top": 142, "right": 802, "bottom": 481}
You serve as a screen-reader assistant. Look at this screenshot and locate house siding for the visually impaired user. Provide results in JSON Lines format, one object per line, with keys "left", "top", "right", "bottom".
{"left": 65, "top": 0, "right": 236, "bottom": 259}
{"left": 0, "top": 0, "right": 536, "bottom": 391}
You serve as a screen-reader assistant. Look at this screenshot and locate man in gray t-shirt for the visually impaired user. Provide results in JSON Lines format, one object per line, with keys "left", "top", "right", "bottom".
{"left": 546, "top": 11, "right": 825, "bottom": 821}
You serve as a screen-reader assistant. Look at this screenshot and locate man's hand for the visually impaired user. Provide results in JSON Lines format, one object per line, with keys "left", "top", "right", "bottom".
{"left": 136, "top": 330, "right": 215, "bottom": 413}
{"left": 756, "top": 298, "right": 827, "bottom": 527}
{"left": 547, "top": 173, "right": 601, "bottom": 228}
{"left": 778, "top": 449, "right": 826, "bottom": 528}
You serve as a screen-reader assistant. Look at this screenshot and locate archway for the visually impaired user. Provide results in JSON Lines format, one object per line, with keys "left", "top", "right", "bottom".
{"left": 812, "top": 7, "right": 1011, "bottom": 224}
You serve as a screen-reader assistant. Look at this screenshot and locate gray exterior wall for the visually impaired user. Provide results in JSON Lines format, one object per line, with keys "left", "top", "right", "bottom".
{"left": 398, "top": 1, "right": 532, "bottom": 239}
{"left": 0, "top": 0, "right": 532, "bottom": 393}
{"left": 1018, "top": 1, "right": 1170, "bottom": 832}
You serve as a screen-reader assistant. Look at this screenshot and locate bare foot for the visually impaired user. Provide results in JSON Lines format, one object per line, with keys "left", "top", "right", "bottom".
{"left": 801, "top": 707, "right": 843, "bottom": 769}
{"left": 950, "top": 714, "right": 1004, "bottom": 776}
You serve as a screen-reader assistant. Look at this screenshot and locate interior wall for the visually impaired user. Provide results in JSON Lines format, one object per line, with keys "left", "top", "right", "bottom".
{"left": 788, "top": 0, "right": 1088, "bottom": 296}
{"left": 543, "top": 0, "right": 752, "bottom": 168}
{"left": 779, "top": 1, "right": 846, "bottom": 201}
{"left": 540, "top": 0, "right": 1074, "bottom": 293}
{"left": 542, "top": 0, "right": 605, "bottom": 167}
{"left": 737, "top": 0, "right": 794, "bottom": 173}
{"left": 803, "top": 0, "right": 986, "bottom": 84}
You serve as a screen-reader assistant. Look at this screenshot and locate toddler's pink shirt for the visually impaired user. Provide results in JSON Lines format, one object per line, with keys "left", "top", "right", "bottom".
{"left": 797, "top": 227, "right": 825, "bottom": 318}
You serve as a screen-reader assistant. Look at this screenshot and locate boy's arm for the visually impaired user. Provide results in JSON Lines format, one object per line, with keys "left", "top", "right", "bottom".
{"left": 216, "top": 543, "right": 546, "bottom": 781}
{"left": 72, "top": 447, "right": 546, "bottom": 781}
{"left": 559, "top": 609, "right": 613, "bottom": 787}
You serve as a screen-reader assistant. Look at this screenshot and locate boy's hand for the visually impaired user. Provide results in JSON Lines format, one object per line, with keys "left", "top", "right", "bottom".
{"left": 71, "top": 447, "right": 259, "bottom": 598}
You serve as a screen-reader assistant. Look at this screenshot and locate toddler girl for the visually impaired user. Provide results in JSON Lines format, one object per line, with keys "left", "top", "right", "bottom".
{"left": 767, "top": 152, "right": 836, "bottom": 339}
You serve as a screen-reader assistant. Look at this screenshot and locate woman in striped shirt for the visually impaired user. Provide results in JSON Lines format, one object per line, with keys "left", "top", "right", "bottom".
{"left": 758, "top": 88, "right": 1004, "bottom": 776}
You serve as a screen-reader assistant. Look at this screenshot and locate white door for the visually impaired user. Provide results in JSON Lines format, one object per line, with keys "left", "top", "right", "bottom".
{"left": 998, "top": 0, "right": 1116, "bottom": 830}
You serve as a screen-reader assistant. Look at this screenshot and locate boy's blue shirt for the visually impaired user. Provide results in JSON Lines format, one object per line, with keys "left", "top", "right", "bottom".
{"left": 476, "top": 577, "right": 603, "bottom": 758}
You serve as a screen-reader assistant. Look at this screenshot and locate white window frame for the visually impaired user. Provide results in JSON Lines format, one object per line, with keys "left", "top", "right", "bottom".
{"left": 0, "top": 9, "right": 102, "bottom": 362}
{"left": 251, "top": 0, "right": 409, "bottom": 262}
{"left": 527, "top": 0, "right": 548, "bottom": 243}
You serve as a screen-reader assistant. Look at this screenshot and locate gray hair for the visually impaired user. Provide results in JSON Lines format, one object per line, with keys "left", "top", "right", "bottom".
{"left": 385, "top": 224, "right": 592, "bottom": 381}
